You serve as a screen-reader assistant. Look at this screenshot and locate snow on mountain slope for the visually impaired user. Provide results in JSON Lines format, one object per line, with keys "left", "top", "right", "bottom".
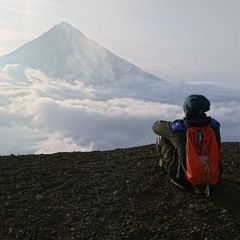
{"left": 0, "top": 22, "right": 162, "bottom": 84}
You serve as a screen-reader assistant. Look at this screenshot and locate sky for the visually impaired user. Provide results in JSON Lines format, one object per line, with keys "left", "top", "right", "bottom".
{"left": 0, "top": 0, "right": 239, "bottom": 88}
{"left": 0, "top": 0, "right": 239, "bottom": 155}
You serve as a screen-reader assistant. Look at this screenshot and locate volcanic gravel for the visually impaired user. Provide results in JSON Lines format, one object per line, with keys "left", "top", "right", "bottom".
{"left": 0, "top": 142, "right": 239, "bottom": 240}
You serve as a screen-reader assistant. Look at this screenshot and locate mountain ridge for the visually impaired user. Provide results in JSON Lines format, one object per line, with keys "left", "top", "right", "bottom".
{"left": 0, "top": 22, "right": 163, "bottom": 84}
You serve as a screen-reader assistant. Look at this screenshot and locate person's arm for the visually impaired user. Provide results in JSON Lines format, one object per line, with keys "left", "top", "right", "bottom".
{"left": 211, "top": 118, "right": 221, "bottom": 151}
{"left": 152, "top": 120, "right": 176, "bottom": 146}
{"left": 171, "top": 120, "right": 187, "bottom": 169}
{"left": 173, "top": 130, "right": 187, "bottom": 169}
{"left": 212, "top": 127, "right": 221, "bottom": 151}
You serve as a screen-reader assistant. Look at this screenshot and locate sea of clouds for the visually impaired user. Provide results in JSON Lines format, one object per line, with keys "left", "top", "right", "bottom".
{"left": 0, "top": 64, "right": 239, "bottom": 155}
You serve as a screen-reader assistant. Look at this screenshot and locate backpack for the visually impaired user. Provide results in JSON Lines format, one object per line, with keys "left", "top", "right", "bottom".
{"left": 185, "top": 125, "right": 221, "bottom": 196}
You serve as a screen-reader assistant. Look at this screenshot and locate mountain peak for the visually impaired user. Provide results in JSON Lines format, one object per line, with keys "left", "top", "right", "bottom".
{"left": 0, "top": 23, "right": 163, "bottom": 84}
{"left": 42, "top": 21, "right": 86, "bottom": 43}
{"left": 56, "top": 21, "right": 71, "bottom": 27}
{"left": 51, "top": 21, "right": 84, "bottom": 35}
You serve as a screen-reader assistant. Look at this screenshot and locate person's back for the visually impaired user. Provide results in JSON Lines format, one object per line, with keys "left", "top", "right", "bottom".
{"left": 152, "top": 94, "right": 222, "bottom": 195}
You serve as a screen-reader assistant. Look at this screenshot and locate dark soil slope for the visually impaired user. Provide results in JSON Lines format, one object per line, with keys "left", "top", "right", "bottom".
{"left": 0, "top": 142, "right": 239, "bottom": 240}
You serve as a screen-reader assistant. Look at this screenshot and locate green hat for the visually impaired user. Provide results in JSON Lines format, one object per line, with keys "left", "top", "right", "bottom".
{"left": 183, "top": 94, "right": 210, "bottom": 115}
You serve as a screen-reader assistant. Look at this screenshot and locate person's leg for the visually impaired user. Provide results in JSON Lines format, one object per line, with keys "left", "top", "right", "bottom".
{"left": 156, "top": 136, "right": 175, "bottom": 169}
{"left": 156, "top": 135, "right": 190, "bottom": 189}
{"left": 156, "top": 136, "right": 164, "bottom": 167}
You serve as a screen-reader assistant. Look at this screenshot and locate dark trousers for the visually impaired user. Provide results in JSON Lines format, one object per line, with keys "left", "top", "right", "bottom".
{"left": 157, "top": 136, "right": 189, "bottom": 186}
{"left": 157, "top": 136, "right": 175, "bottom": 170}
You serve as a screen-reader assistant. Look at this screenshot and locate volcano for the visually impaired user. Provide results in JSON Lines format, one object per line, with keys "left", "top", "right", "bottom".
{"left": 0, "top": 22, "right": 163, "bottom": 84}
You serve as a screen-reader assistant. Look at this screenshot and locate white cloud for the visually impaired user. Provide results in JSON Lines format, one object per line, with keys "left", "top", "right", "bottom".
{"left": 209, "top": 101, "right": 240, "bottom": 141}
{"left": 142, "top": 64, "right": 240, "bottom": 89}
{"left": 0, "top": 64, "right": 239, "bottom": 155}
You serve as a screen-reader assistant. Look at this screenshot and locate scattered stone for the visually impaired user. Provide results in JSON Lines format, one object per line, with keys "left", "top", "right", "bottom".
{"left": 0, "top": 143, "right": 239, "bottom": 239}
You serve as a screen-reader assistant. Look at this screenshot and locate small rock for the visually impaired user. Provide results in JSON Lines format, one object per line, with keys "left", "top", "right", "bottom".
{"left": 189, "top": 204, "right": 195, "bottom": 209}
{"left": 36, "top": 195, "right": 44, "bottom": 201}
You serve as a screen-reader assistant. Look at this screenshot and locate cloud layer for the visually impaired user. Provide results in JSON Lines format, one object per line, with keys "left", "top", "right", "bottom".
{"left": 0, "top": 64, "right": 239, "bottom": 155}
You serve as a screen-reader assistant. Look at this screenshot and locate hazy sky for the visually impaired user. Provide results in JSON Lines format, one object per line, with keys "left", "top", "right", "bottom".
{"left": 0, "top": 0, "right": 239, "bottom": 155}
{"left": 0, "top": 0, "right": 239, "bottom": 87}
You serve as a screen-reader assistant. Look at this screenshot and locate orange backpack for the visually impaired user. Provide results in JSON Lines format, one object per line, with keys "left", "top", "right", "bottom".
{"left": 186, "top": 126, "right": 221, "bottom": 195}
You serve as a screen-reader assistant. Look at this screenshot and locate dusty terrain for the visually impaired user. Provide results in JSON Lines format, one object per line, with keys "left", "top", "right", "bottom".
{"left": 0, "top": 142, "right": 239, "bottom": 240}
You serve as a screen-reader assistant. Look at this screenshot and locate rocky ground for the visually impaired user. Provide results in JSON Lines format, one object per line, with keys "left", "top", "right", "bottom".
{"left": 0, "top": 142, "right": 239, "bottom": 240}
